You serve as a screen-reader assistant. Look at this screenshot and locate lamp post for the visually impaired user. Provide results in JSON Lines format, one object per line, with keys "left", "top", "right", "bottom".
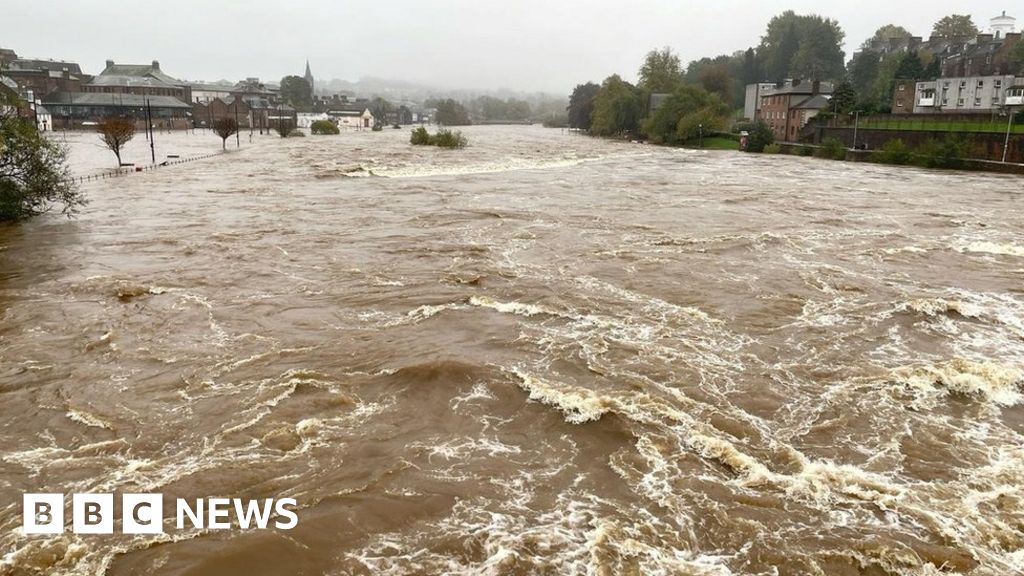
{"left": 1003, "top": 106, "right": 1016, "bottom": 164}
{"left": 698, "top": 123, "right": 704, "bottom": 148}
{"left": 851, "top": 110, "right": 861, "bottom": 150}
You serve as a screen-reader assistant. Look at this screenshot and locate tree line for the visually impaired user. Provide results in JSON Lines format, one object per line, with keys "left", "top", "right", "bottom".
{"left": 568, "top": 10, "right": 1021, "bottom": 136}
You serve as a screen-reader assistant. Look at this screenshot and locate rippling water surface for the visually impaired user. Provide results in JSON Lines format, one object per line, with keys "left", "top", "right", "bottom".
{"left": 1, "top": 126, "right": 1023, "bottom": 575}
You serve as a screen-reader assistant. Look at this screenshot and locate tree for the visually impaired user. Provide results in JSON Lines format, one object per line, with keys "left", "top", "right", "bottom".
{"left": 848, "top": 50, "right": 881, "bottom": 99}
{"left": 759, "top": 11, "right": 845, "bottom": 82}
{"left": 932, "top": 15, "right": 978, "bottom": 38}
{"left": 279, "top": 76, "right": 313, "bottom": 111}
{"left": 698, "top": 64, "right": 733, "bottom": 102}
{"left": 894, "top": 52, "right": 925, "bottom": 79}
{"left": 1009, "top": 40, "right": 1024, "bottom": 75}
{"left": 434, "top": 99, "right": 471, "bottom": 126}
{"left": 641, "top": 85, "right": 729, "bottom": 145}
{"left": 863, "top": 24, "right": 914, "bottom": 49}
{"left": 589, "top": 75, "right": 643, "bottom": 137}
{"left": 567, "top": 82, "right": 600, "bottom": 130}
{"left": 212, "top": 117, "right": 238, "bottom": 150}
{"left": 742, "top": 120, "right": 774, "bottom": 153}
{"left": 638, "top": 47, "right": 683, "bottom": 93}
{"left": 97, "top": 118, "right": 135, "bottom": 166}
{"left": 0, "top": 94, "right": 82, "bottom": 222}
{"left": 830, "top": 81, "right": 857, "bottom": 114}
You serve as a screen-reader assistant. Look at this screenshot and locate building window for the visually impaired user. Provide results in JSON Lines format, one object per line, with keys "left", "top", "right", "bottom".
{"left": 958, "top": 98, "right": 965, "bottom": 106}
{"left": 974, "top": 97, "right": 982, "bottom": 106}
{"left": 978, "top": 80, "right": 984, "bottom": 88}
{"left": 899, "top": 84, "right": 906, "bottom": 91}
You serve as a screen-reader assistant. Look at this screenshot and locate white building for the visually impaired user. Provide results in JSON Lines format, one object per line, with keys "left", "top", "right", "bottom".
{"left": 327, "top": 106, "right": 375, "bottom": 130}
{"left": 990, "top": 11, "right": 1017, "bottom": 39}
{"left": 296, "top": 112, "right": 329, "bottom": 128}
{"left": 911, "top": 75, "right": 1024, "bottom": 113}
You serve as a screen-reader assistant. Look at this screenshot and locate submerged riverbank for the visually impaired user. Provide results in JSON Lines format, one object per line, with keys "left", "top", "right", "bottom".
{"left": 1, "top": 125, "right": 1022, "bottom": 575}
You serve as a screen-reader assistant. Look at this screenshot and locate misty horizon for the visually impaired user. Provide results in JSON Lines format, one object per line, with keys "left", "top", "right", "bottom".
{"left": 4, "top": 0, "right": 1016, "bottom": 94}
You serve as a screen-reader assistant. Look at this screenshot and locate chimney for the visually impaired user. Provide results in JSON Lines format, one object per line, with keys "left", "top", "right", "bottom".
{"left": 812, "top": 80, "right": 821, "bottom": 95}
{"left": 105, "top": 59, "right": 114, "bottom": 69}
{"left": 152, "top": 60, "right": 160, "bottom": 70}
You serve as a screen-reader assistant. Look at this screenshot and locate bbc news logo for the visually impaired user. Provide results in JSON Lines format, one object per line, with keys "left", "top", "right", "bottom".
{"left": 23, "top": 494, "right": 298, "bottom": 535}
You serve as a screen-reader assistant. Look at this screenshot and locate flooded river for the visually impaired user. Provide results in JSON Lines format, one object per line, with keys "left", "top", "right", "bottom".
{"left": 1, "top": 126, "right": 1023, "bottom": 575}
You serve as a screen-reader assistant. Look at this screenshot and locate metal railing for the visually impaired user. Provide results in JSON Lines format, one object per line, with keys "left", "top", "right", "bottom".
{"left": 73, "top": 151, "right": 225, "bottom": 184}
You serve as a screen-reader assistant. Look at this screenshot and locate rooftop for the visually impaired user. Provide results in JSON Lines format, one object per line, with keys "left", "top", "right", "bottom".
{"left": 41, "top": 92, "right": 191, "bottom": 109}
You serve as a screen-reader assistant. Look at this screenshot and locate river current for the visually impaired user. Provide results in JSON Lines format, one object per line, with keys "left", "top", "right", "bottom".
{"left": 1, "top": 126, "right": 1023, "bottom": 575}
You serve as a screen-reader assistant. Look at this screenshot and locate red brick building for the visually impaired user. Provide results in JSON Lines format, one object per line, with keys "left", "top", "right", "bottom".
{"left": 757, "top": 81, "right": 833, "bottom": 142}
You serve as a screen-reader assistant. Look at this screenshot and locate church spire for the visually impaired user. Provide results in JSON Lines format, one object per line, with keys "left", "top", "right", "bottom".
{"left": 304, "top": 59, "right": 314, "bottom": 95}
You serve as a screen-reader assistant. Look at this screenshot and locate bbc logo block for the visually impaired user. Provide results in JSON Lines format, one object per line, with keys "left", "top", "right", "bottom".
{"left": 22, "top": 493, "right": 297, "bottom": 534}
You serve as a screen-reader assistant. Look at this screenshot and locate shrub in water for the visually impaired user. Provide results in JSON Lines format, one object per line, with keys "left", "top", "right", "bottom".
{"left": 798, "top": 145, "right": 814, "bottom": 157}
{"left": 763, "top": 143, "right": 782, "bottom": 154}
{"left": 432, "top": 129, "right": 468, "bottom": 149}
{"left": 916, "top": 137, "right": 967, "bottom": 169}
{"left": 310, "top": 120, "right": 340, "bottom": 135}
{"left": 410, "top": 126, "right": 431, "bottom": 145}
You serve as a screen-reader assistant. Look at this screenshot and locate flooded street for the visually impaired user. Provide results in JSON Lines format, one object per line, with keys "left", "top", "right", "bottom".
{"left": 1, "top": 125, "right": 1023, "bottom": 575}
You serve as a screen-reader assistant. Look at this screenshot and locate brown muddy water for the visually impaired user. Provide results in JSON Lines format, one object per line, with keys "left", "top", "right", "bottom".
{"left": 1, "top": 126, "right": 1023, "bottom": 576}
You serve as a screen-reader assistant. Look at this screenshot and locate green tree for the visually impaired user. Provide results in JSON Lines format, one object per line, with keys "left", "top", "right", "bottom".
{"left": 434, "top": 99, "right": 471, "bottom": 126}
{"left": 279, "top": 76, "right": 313, "bottom": 111}
{"left": 923, "top": 56, "right": 942, "bottom": 80}
{"left": 638, "top": 47, "right": 683, "bottom": 93}
{"left": 698, "top": 64, "right": 733, "bottom": 102}
{"left": 641, "top": 85, "right": 728, "bottom": 145}
{"left": 830, "top": 81, "right": 857, "bottom": 114}
{"left": 863, "top": 24, "right": 914, "bottom": 49}
{"left": 310, "top": 119, "right": 340, "bottom": 135}
{"left": 1008, "top": 40, "right": 1024, "bottom": 75}
{"left": 848, "top": 50, "right": 881, "bottom": 98}
{"left": 567, "top": 82, "right": 600, "bottom": 130}
{"left": 0, "top": 94, "right": 82, "bottom": 222}
{"left": 590, "top": 75, "right": 643, "bottom": 137}
{"left": 894, "top": 52, "right": 925, "bottom": 79}
{"left": 931, "top": 15, "right": 978, "bottom": 38}
{"left": 759, "top": 11, "right": 845, "bottom": 82}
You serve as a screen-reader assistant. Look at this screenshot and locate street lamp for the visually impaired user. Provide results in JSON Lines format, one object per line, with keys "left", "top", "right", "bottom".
{"left": 1003, "top": 106, "right": 1016, "bottom": 163}
{"left": 698, "top": 123, "right": 704, "bottom": 148}
{"left": 851, "top": 110, "right": 862, "bottom": 150}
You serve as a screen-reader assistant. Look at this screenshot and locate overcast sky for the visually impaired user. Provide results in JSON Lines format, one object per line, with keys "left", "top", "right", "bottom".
{"left": 4, "top": 1, "right": 1015, "bottom": 94}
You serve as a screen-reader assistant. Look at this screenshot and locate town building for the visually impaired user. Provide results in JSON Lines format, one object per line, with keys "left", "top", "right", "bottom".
{"left": 84, "top": 60, "right": 191, "bottom": 103}
{"left": 0, "top": 48, "right": 18, "bottom": 68}
{"left": 326, "top": 99, "right": 376, "bottom": 130}
{"left": 40, "top": 92, "right": 193, "bottom": 130}
{"left": 189, "top": 81, "right": 237, "bottom": 104}
{"left": 743, "top": 83, "right": 776, "bottom": 121}
{"left": 907, "top": 75, "right": 1024, "bottom": 114}
{"left": 754, "top": 80, "right": 834, "bottom": 142}
{"left": 990, "top": 11, "right": 1017, "bottom": 39}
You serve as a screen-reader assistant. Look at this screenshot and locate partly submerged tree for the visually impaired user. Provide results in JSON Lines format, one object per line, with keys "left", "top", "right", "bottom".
{"left": 310, "top": 119, "right": 340, "bottom": 135}
{"left": 567, "top": 82, "right": 600, "bottom": 130}
{"left": 212, "top": 117, "right": 239, "bottom": 150}
{"left": 433, "top": 99, "right": 471, "bottom": 126}
{"left": 931, "top": 14, "right": 979, "bottom": 39}
{"left": 97, "top": 117, "right": 135, "bottom": 166}
{"left": 1, "top": 94, "right": 82, "bottom": 222}
{"left": 638, "top": 47, "right": 684, "bottom": 93}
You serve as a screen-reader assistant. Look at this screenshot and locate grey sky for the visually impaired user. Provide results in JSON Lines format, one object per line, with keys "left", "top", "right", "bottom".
{"left": 4, "top": 1, "right": 1016, "bottom": 94}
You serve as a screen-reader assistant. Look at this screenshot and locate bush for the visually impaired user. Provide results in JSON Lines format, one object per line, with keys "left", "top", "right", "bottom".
{"left": 916, "top": 137, "right": 967, "bottom": 169}
{"left": 310, "top": 120, "right": 339, "bottom": 135}
{"left": 797, "top": 145, "right": 814, "bottom": 157}
{"left": 874, "top": 139, "right": 912, "bottom": 165}
{"left": 764, "top": 143, "right": 782, "bottom": 154}
{"left": 432, "top": 129, "right": 468, "bottom": 149}
{"left": 817, "top": 138, "right": 847, "bottom": 161}
{"left": 410, "top": 127, "right": 468, "bottom": 148}
{"left": 410, "top": 126, "right": 431, "bottom": 145}
{"left": 288, "top": 129, "right": 305, "bottom": 138}
{"left": 739, "top": 120, "right": 774, "bottom": 153}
